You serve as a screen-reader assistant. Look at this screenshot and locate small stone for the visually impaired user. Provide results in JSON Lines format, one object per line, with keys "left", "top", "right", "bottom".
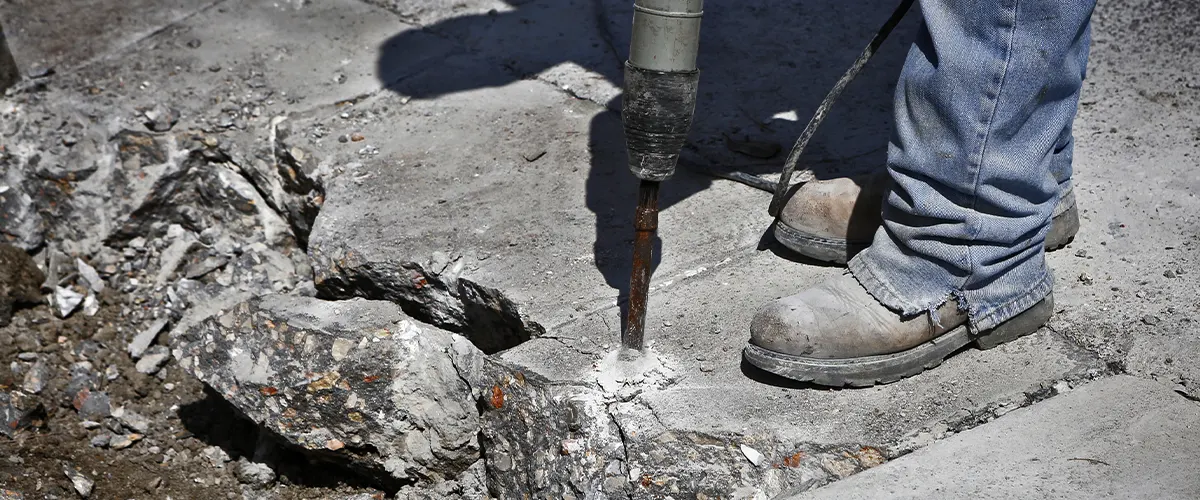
{"left": 54, "top": 286, "right": 85, "bottom": 318}
{"left": 201, "top": 446, "right": 231, "bottom": 467}
{"left": 338, "top": 134, "right": 349, "bottom": 143}
{"left": 1164, "top": 269, "right": 1177, "bottom": 278}
{"left": 76, "top": 258, "right": 104, "bottom": 292}
{"left": 234, "top": 459, "right": 276, "bottom": 487}
{"left": 16, "top": 353, "right": 37, "bottom": 362}
{"left": 63, "top": 464, "right": 94, "bottom": 497}
{"left": 521, "top": 149, "right": 547, "bottom": 162}
{"left": 135, "top": 346, "right": 171, "bottom": 375}
{"left": 113, "top": 407, "right": 151, "bottom": 433}
{"left": 0, "top": 391, "right": 46, "bottom": 437}
{"left": 1078, "top": 273, "right": 1094, "bottom": 285}
{"left": 128, "top": 318, "right": 169, "bottom": 359}
{"left": 80, "top": 420, "right": 102, "bottom": 430}
{"left": 90, "top": 433, "right": 111, "bottom": 448}
{"left": 208, "top": 65, "right": 222, "bottom": 73}
{"left": 104, "top": 366, "right": 119, "bottom": 381}
{"left": 187, "top": 39, "right": 202, "bottom": 48}
{"left": 143, "top": 104, "right": 181, "bottom": 133}
{"left": 1142, "top": 315, "right": 1161, "bottom": 326}
{"left": 699, "top": 362, "right": 714, "bottom": 373}
{"left": 147, "top": 477, "right": 163, "bottom": 491}
{"left": 739, "top": 444, "right": 765, "bottom": 467}
{"left": 73, "top": 389, "right": 111, "bottom": 420}
{"left": 109, "top": 433, "right": 142, "bottom": 450}
{"left": 21, "top": 360, "right": 50, "bottom": 394}
{"left": 1074, "top": 249, "right": 1088, "bottom": 258}
{"left": 82, "top": 294, "right": 99, "bottom": 317}
{"left": 350, "top": 132, "right": 365, "bottom": 142}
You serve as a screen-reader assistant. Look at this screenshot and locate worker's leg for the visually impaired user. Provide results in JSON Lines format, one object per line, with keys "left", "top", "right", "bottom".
{"left": 744, "top": 0, "right": 1096, "bottom": 386}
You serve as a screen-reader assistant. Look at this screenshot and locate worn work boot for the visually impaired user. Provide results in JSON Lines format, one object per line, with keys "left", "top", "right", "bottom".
{"left": 743, "top": 272, "right": 1053, "bottom": 387}
{"left": 773, "top": 171, "right": 1080, "bottom": 264}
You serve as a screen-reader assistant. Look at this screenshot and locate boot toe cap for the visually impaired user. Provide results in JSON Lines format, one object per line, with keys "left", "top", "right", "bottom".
{"left": 749, "top": 299, "right": 820, "bottom": 357}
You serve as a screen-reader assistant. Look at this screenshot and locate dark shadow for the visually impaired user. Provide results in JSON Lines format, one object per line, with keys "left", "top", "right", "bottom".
{"left": 375, "top": 0, "right": 919, "bottom": 335}
{"left": 178, "top": 385, "right": 409, "bottom": 495}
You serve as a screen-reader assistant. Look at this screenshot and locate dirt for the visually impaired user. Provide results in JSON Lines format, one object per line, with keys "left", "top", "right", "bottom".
{"left": 0, "top": 295, "right": 388, "bottom": 499}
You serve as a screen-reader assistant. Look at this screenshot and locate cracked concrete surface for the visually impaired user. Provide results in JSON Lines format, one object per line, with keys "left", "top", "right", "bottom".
{"left": 2, "top": 0, "right": 1198, "bottom": 497}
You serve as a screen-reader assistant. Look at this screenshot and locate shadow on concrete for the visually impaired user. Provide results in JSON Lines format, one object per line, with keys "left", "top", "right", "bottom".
{"left": 374, "top": 0, "right": 917, "bottom": 334}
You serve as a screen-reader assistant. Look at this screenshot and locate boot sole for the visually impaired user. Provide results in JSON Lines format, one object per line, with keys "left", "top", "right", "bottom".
{"left": 743, "top": 294, "right": 1054, "bottom": 388}
{"left": 775, "top": 190, "right": 1079, "bottom": 264}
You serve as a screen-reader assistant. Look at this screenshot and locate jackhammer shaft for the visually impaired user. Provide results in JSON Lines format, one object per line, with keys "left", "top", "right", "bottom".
{"left": 621, "top": 0, "right": 703, "bottom": 350}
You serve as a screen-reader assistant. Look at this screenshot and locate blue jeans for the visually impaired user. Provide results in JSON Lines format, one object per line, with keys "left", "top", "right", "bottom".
{"left": 848, "top": 0, "right": 1096, "bottom": 332}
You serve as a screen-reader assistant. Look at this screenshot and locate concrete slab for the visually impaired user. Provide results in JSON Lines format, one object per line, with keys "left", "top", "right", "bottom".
{"left": 787, "top": 375, "right": 1200, "bottom": 499}
{"left": 304, "top": 62, "right": 773, "bottom": 348}
{"left": 1034, "top": 0, "right": 1200, "bottom": 400}
{"left": 0, "top": 0, "right": 221, "bottom": 74}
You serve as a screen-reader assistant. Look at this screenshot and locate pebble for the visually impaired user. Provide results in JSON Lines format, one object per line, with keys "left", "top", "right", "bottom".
{"left": 53, "top": 286, "right": 85, "bottom": 318}
{"left": 90, "top": 433, "right": 112, "bottom": 448}
{"left": 135, "top": 346, "right": 171, "bottom": 375}
{"left": 74, "top": 389, "right": 112, "bottom": 420}
{"left": 21, "top": 360, "right": 50, "bottom": 394}
{"left": 109, "top": 433, "right": 142, "bottom": 450}
{"left": 105, "top": 365, "right": 119, "bottom": 381}
{"left": 148, "top": 477, "right": 163, "bottom": 491}
{"left": 63, "top": 464, "right": 94, "bottom": 498}
{"left": 209, "top": 65, "right": 222, "bottom": 73}
{"left": 739, "top": 444, "right": 765, "bottom": 467}
{"left": 699, "top": 362, "right": 714, "bottom": 373}
{"left": 128, "top": 318, "right": 169, "bottom": 359}
{"left": 350, "top": 132, "right": 365, "bottom": 142}
{"left": 80, "top": 420, "right": 102, "bottom": 430}
{"left": 1164, "top": 269, "right": 1177, "bottom": 278}
{"left": 1078, "top": 272, "right": 1094, "bottom": 285}
{"left": 143, "top": 104, "right": 181, "bottom": 133}
{"left": 113, "top": 407, "right": 151, "bottom": 433}
{"left": 234, "top": 459, "right": 277, "bottom": 487}
{"left": 76, "top": 258, "right": 105, "bottom": 292}
{"left": 1142, "top": 315, "right": 1161, "bottom": 326}
{"left": 16, "top": 352, "right": 37, "bottom": 361}
{"left": 187, "top": 39, "right": 202, "bottom": 48}
{"left": 337, "top": 134, "right": 349, "bottom": 143}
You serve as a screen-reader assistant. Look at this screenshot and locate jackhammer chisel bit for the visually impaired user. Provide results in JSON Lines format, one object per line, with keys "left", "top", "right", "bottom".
{"left": 621, "top": 0, "right": 703, "bottom": 351}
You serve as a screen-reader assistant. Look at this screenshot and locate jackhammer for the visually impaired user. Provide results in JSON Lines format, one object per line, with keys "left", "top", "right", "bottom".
{"left": 620, "top": 0, "right": 704, "bottom": 351}
{"left": 618, "top": 0, "right": 917, "bottom": 351}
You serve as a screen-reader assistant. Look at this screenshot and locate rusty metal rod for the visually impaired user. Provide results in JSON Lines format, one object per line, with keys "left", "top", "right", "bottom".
{"left": 624, "top": 180, "right": 659, "bottom": 350}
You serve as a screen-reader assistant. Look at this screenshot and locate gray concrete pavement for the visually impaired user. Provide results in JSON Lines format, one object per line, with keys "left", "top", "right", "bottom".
{"left": 788, "top": 375, "right": 1200, "bottom": 499}
{"left": 0, "top": 0, "right": 1196, "bottom": 497}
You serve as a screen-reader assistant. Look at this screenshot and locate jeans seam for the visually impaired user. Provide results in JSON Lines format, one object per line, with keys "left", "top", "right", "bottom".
{"left": 965, "top": 0, "right": 1021, "bottom": 289}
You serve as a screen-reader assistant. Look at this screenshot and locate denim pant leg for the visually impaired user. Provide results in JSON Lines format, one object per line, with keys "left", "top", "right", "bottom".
{"left": 848, "top": 0, "right": 1096, "bottom": 332}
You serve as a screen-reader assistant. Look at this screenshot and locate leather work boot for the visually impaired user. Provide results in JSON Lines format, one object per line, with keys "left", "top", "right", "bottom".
{"left": 773, "top": 171, "right": 1080, "bottom": 264}
{"left": 743, "top": 272, "right": 1053, "bottom": 387}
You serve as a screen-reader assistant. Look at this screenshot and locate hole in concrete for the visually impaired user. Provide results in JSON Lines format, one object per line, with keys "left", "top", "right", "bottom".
{"left": 178, "top": 385, "right": 411, "bottom": 494}
{"left": 314, "top": 261, "right": 542, "bottom": 354}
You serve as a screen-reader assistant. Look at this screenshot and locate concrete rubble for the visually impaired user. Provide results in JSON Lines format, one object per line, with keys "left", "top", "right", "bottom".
{"left": 0, "top": 0, "right": 1197, "bottom": 498}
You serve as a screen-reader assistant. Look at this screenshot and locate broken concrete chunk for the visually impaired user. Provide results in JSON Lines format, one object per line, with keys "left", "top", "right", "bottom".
{"left": 76, "top": 258, "right": 104, "bottom": 292}
{"left": 128, "top": 318, "right": 169, "bottom": 359}
{"left": 135, "top": 346, "right": 171, "bottom": 374}
{"left": 0, "top": 244, "right": 45, "bottom": 327}
{"left": 21, "top": 360, "right": 50, "bottom": 394}
{"left": 173, "top": 294, "right": 490, "bottom": 486}
{"left": 143, "top": 104, "right": 180, "bottom": 133}
{"left": 0, "top": 391, "right": 46, "bottom": 438}
{"left": 112, "top": 406, "right": 150, "bottom": 434}
{"left": 72, "top": 389, "right": 111, "bottom": 420}
{"left": 63, "top": 464, "right": 94, "bottom": 498}
{"left": 53, "top": 286, "right": 85, "bottom": 318}
{"left": 234, "top": 459, "right": 276, "bottom": 488}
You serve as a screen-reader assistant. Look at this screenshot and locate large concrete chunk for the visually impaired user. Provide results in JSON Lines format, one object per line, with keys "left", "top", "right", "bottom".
{"left": 172, "top": 295, "right": 490, "bottom": 487}
{"left": 788, "top": 376, "right": 1200, "bottom": 499}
